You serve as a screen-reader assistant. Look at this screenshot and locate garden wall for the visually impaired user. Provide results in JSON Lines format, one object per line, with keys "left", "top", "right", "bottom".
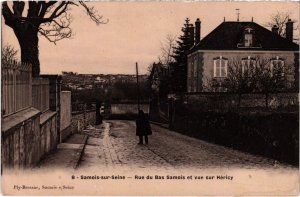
{"left": 168, "top": 92, "right": 299, "bottom": 165}
{"left": 2, "top": 108, "right": 57, "bottom": 169}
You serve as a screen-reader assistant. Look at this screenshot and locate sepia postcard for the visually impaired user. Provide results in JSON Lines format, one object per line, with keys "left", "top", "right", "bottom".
{"left": 1, "top": 1, "right": 299, "bottom": 196}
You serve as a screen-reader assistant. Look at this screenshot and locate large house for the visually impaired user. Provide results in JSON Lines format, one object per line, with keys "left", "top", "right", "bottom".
{"left": 187, "top": 19, "right": 299, "bottom": 92}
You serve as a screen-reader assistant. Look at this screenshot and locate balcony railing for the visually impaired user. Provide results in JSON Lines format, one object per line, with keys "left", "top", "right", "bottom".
{"left": 2, "top": 61, "right": 32, "bottom": 116}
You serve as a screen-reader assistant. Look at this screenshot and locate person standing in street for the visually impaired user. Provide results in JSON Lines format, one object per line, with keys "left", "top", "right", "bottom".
{"left": 136, "top": 110, "right": 152, "bottom": 145}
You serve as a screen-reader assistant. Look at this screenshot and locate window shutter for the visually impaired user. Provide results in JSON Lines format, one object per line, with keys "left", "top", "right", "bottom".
{"left": 241, "top": 59, "right": 246, "bottom": 75}
{"left": 270, "top": 60, "right": 274, "bottom": 76}
{"left": 194, "top": 59, "right": 197, "bottom": 78}
{"left": 225, "top": 60, "right": 228, "bottom": 77}
{"left": 213, "top": 60, "right": 216, "bottom": 77}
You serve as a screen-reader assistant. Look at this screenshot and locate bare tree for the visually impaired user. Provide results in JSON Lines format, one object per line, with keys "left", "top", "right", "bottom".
{"left": 222, "top": 58, "right": 258, "bottom": 106}
{"left": 254, "top": 57, "right": 292, "bottom": 108}
{"left": 158, "top": 34, "right": 177, "bottom": 65}
{"left": 147, "top": 63, "right": 154, "bottom": 75}
{"left": 1, "top": 44, "right": 18, "bottom": 63}
{"left": 224, "top": 58, "right": 257, "bottom": 93}
{"left": 2, "top": 1, "right": 108, "bottom": 77}
{"left": 247, "top": 57, "right": 291, "bottom": 91}
{"left": 265, "top": 11, "right": 299, "bottom": 40}
{"left": 220, "top": 56, "right": 292, "bottom": 108}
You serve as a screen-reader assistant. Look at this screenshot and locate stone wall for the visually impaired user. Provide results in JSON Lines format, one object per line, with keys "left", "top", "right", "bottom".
{"left": 1, "top": 108, "right": 57, "bottom": 169}
{"left": 180, "top": 92, "right": 298, "bottom": 112}
{"left": 41, "top": 75, "right": 62, "bottom": 140}
{"left": 60, "top": 91, "right": 72, "bottom": 141}
{"left": 40, "top": 111, "right": 57, "bottom": 156}
{"left": 70, "top": 110, "right": 96, "bottom": 134}
{"left": 111, "top": 104, "right": 149, "bottom": 114}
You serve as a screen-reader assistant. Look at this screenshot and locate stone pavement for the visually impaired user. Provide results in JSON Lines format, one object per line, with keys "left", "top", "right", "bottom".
{"left": 37, "top": 134, "right": 87, "bottom": 169}
{"left": 78, "top": 120, "right": 297, "bottom": 171}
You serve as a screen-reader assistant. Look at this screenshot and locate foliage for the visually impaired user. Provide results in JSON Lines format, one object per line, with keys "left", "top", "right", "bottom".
{"left": 1, "top": 44, "right": 18, "bottom": 63}
{"left": 212, "top": 56, "right": 294, "bottom": 107}
{"left": 171, "top": 18, "right": 194, "bottom": 92}
{"left": 62, "top": 81, "right": 151, "bottom": 104}
{"left": 111, "top": 81, "right": 151, "bottom": 102}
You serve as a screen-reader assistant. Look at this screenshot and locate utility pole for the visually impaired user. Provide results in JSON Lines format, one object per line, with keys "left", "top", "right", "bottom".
{"left": 136, "top": 62, "right": 140, "bottom": 111}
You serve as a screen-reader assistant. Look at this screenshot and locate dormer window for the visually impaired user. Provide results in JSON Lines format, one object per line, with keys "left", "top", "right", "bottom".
{"left": 244, "top": 27, "right": 254, "bottom": 47}
{"left": 244, "top": 34, "right": 253, "bottom": 47}
{"left": 237, "top": 27, "right": 261, "bottom": 48}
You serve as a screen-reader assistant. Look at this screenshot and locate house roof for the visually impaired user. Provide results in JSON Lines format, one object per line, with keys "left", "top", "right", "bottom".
{"left": 149, "top": 63, "right": 168, "bottom": 80}
{"left": 190, "top": 21, "right": 299, "bottom": 52}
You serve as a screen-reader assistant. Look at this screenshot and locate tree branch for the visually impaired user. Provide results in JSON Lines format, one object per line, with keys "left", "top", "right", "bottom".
{"left": 27, "top": 1, "right": 39, "bottom": 17}
{"left": 38, "top": 1, "right": 57, "bottom": 18}
{"left": 3, "top": 1, "right": 108, "bottom": 45}
{"left": 79, "top": 1, "right": 108, "bottom": 25}
{"left": 2, "top": 2, "right": 15, "bottom": 27}
{"left": 12, "top": 1, "right": 25, "bottom": 17}
{"left": 42, "top": 1, "right": 68, "bottom": 22}
{"left": 38, "top": 12, "right": 73, "bottom": 45}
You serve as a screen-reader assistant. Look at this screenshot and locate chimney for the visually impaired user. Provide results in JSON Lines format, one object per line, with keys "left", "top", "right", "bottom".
{"left": 189, "top": 24, "right": 194, "bottom": 46}
{"left": 195, "top": 18, "right": 201, "bottom": 44}
{"left": 286, "top": 19, "right": 293, "bottom": 42}
{"left": 272, "top": 25, "right": 279, "bottom": 34}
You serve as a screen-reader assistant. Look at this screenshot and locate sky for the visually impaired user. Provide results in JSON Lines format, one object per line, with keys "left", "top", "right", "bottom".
{"left": 2, "top": 1, "right": 299, "bottom": 75}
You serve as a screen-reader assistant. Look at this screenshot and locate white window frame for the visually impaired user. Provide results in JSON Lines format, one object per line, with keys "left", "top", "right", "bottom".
{"left": 241, "top": 56, "right": 256, "bottom": 75}
{"left": 213, "top": 56, "right": 228, "bottom": 78}
{"left": 270, "top": 56, "right": 285, "bottom": 77}
{"left": 244, "top": 27, "right": 254, "bottom": 47}
{"left": 244, "top": 34, "right": 253, "bottom": 47}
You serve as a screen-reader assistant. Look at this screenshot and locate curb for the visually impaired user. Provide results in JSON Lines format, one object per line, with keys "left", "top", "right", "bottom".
{"left": 73, "top": 135, "right": 88, "bottom": 169}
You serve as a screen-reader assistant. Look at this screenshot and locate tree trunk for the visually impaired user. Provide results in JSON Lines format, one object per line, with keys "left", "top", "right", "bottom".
{"left": 14, "top": 26, "right": 40, "bottom": 77}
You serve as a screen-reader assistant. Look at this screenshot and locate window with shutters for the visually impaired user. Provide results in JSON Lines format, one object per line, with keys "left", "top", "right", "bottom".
{"left": 213, "top": 56, "right": 228, "bottom": 78}
{"left": 270, "top": 56, "right": 285, "bottom": 77}
{"left": 241, "top": 56, "right": 256, "bottom": 76}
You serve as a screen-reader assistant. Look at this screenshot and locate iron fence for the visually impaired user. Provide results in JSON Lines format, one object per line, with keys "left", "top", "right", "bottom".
{"left": 2, "top": 61, "right": 32, "bottom": 116}
{"left": 32, "top": 78, "right": 50, "bottom": 112}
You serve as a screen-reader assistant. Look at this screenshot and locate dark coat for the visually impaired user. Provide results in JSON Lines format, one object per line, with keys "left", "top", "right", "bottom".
{"left": 136, "top": 114, "right": 152, "bottom": 136}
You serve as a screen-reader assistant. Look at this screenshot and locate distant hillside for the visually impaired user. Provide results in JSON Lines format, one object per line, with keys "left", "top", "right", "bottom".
{"left": 61, "top": 72, "right": 151, "bottom": 103}
{"left": 62, "top": 71, "right": 148, "bottom": 90}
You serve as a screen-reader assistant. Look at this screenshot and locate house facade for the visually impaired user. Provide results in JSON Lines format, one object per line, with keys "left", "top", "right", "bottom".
{"left": 149, "top": 62, "right": 170, "bottom": 95}
{"left": 187, "top": 19, "right": 299, "bottom": 92}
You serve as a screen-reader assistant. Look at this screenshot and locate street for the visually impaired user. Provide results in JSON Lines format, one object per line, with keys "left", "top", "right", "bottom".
{"left": 78, "top": 120, "right": 294, "bottom": 171}
{"left": 10, "top": 120, "right": 298, "bottom": 196}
